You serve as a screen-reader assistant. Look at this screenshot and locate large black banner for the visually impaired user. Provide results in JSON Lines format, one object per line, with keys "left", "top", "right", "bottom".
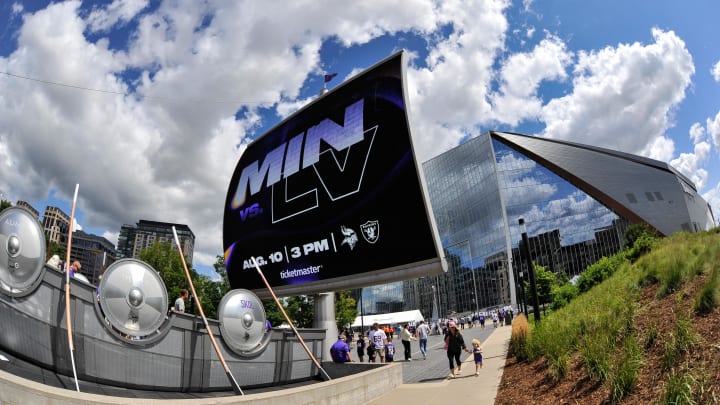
{"left": 223, "top": 51, "right": 445, "bottom": 296}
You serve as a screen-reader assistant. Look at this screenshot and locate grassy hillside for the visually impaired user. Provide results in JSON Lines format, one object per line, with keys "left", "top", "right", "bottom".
{"left": 497, "top": 227, "right": 720, "bottom": 404}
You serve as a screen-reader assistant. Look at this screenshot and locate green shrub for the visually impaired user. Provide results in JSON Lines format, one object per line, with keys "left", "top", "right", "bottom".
{"left": 547, "top": 352, "right": 569, "bottom": 383}
{"left": 693, "top": 273, "right": 718, "bottom": 314}
{"left": 580, "top": 334, "right": 611, "bottom": 382}
{"left": 662, "top": 369, "right": 696, "bottom": 405}
{"left": 550, "top": 282, "right": 578, "bottom": 310}
{"left": 626, "top": 232, "right": 658, "bottom": 262}
{"left": 657, "top": 256, "right": 684, "bottom": 298}
{"left": 623, "top": 223, "right": 652, "bottom": 248}
{"left": 608, "top": 334, "right": 642, "bottom": 402}
{"left": 644, "top": 323, "right": 658, "bottom": 350}
{"left": 661, "top": 319, "right": 696, "bottom": 370}
{"left": 577, "top": 255, "right": 626, "bottom": 293}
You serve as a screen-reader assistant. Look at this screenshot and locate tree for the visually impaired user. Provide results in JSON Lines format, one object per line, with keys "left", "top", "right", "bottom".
{"left": 334, "top": 290, "right": 357, "bottom": 330}
{"left": 285, "top": 295, "right": 315, "bottom": 328}
{"left": 212, "top": 254, "right": 230, "bottom": 292}
{"left": 263, "top": 298, "right": 285, "bottom": 327}
{"left": 45, "top": 236, "right": 66, "bottom": 260}
{"left": 528, "top": 263, "right": 557, "bottom": 307}
{"left": 623, "top": 223, "right": 651, "bottom": 248}
{"left": 138, "top": 241, "right": 226, "bottom": 319}
{"left": 0, "top": 199, "right": 11, "bottom": 212}
{"left": 140, "top": 241, "right": 187, "bottom": 310}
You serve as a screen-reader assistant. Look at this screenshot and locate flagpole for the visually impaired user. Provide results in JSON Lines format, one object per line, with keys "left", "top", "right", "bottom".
{"left": 251, "top": 257, "right": 331, "bottom": 381}
{"left": 171, "top": 227, "right": 244, "bottom": 395}
{"left": 64, "top": 184, "right": 81, "bottom": 392}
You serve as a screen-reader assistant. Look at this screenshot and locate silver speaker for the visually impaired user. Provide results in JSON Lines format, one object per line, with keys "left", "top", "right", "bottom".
{"left": 218, "top": 289, "right": 270, "bottom": 356}
{"left": 97, "top": 258, "right": 168, "bottom": 337}
{"left": 0, "top": 207, "right": 47, "bottom": 297}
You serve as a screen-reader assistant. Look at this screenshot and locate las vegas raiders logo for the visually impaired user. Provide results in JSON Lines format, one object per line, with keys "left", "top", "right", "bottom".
{"left": 360, "top": 220, "right": 379, "bottom": 244}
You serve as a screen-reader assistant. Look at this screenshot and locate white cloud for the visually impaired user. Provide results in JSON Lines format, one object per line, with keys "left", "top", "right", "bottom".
{"left": 491, "top": 33, "right": 572, "bottom": 126}
{"left": 712, "top": 60, "right": 720, "bottom": 82}
{"left": 702, "top": 182, "right": 720, "bottom": 227}
{"left": 540, "top": 29, "right": 694, "bottom": 157}
{"left": 670, "top": 141, "right": 710, "bottom": 189}
{"left": 408, "top": 0, "right": 511, "bottom": 161}
{"left": 708, "top": 110, "right": 720, "bottom": 153}
{"left": 87, "top": 0, "right": 149, "bottom": 32}
{"left": 641, "top": 135, "right": 675, "bottom": 162}
{"left": 689, "top": 122, "right": 705, "bottom": 144}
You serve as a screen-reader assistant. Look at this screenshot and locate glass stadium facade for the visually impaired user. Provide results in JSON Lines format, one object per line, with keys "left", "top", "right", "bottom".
{"left": 356, "top": 132, "right": 715, "bottom": 319}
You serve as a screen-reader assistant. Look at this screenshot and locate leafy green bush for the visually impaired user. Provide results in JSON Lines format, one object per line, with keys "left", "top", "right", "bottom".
{"left": 626, "top": 232, "right": 658, "bottom": 262}
{"left": 577, "top": 255, "right": 626, "bottom": 293}
{"left": 623, "top": 223, "right": 651, "bottom": 248}
{"left": 550, "top": 282, "right": 578, "bottom": 310}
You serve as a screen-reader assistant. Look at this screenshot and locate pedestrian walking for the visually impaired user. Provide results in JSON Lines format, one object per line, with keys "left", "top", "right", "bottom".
{"left": 356, "top": 332, "right": 366, "bottom": 362}
{"left": 415, "top": 320, "right": 431, "bottom": 359}
{"left": 400, "top": 324, "right": 415, "bottom": 361}
{"left": 471, "top": 338, "right": 483, "bottom": 376}
{"left": 444, "top": 321, "right": 470, "bottom": 378}
{"left": 368, "top": 322, "right": 387, "bottom": 363}
{"left": 385, "top": 337, "right": 396, "bottom": 362}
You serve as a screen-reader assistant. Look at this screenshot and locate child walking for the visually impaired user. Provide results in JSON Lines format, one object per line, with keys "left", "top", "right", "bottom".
{"left": 385, "top": 337, "right": 396, "bottom": 362}
{"left": 471, "top": 338, "right": 483, "bottom": 376}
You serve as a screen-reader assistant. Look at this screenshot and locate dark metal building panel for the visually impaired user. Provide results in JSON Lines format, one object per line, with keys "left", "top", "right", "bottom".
{"left": 492, "top": 132, "right": 712, "bottom": 236}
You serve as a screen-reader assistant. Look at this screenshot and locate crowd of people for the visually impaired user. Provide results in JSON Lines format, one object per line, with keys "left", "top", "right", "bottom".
{"left": 331, "top": 314, "right": 511, "bottom": 379}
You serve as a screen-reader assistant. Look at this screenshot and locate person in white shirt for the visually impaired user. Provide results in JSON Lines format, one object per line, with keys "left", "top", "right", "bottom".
{"left": 368, "top": 322, "right": 387, "bottom": 363}
{"left": 174, "top": 289, "right": 188, "bottom": 313}
{"left": 415, "top": 320, "right": 431, "bottom": 359}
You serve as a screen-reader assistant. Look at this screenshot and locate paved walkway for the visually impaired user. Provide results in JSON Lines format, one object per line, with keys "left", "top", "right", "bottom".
{"left": 364, "top": 323, "right": 513, "bottom": 405}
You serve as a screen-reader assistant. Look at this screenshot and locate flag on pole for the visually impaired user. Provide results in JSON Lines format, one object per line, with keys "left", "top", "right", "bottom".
{"left": 324, "top": 73, "right": 338, "bottom": 83}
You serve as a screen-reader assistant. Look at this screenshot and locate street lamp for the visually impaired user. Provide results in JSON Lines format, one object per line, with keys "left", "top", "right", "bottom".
{"left": 519, "top": 218, "right": 541, "bottom": 322}
{"left": 431, "top": 284, "right": 439, "bottom": 322}
{"left": 359, "top": 288, "right": 365, "bottom": 334}
{"left": 512, "top": 255, "right": 527, "bottom": 316}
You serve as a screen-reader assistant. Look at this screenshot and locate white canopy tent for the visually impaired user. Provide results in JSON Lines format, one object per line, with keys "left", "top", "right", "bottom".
{"left": 351, "top": 310, "right": 424, "bottom": 328}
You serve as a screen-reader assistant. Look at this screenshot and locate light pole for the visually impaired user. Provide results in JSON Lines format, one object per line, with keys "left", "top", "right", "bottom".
{"left": 431, "top": 284, "right": 439, "bottom": 322}
{"left": 519, "top": 218, "right": 541, "bottom": 322}
{"left": 359, "top": 288, "right": 365, "bottom": 334}
{"left": 512, "top": 255, "right": 527, "bottom": 316}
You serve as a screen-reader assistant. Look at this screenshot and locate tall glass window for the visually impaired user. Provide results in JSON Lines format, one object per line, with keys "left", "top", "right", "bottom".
{"left": 422, "top": 134, "right": 508, "bottom": 317}
{"left": 493, "top": 139, "right": 628, "bottom": 281}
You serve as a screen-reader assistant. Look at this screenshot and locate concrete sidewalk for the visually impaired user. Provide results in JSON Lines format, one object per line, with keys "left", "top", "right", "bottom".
{"left": 365, "top": 323, "right": 512, "bottom": 405}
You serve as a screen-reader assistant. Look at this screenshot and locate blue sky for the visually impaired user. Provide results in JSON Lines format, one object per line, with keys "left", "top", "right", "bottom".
{"left": 1, "top": 0, "right": 718, "bottom": 279}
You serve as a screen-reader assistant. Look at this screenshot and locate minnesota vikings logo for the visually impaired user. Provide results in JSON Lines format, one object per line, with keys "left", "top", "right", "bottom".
{"left": 360, "top": 220, "right": 379, "bottom": 244}
{"left": 341, "top": 226, "right": 358, "bottom": 250}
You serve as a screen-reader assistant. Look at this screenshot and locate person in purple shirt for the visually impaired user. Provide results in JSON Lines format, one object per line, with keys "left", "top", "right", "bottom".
{"left": 330, "top": 335, "right": 352, "bottom": 363}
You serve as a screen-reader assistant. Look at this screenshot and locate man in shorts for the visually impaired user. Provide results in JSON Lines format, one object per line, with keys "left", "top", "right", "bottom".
{"left": 368, "top": 322, "right": 387, "bottom": 363}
